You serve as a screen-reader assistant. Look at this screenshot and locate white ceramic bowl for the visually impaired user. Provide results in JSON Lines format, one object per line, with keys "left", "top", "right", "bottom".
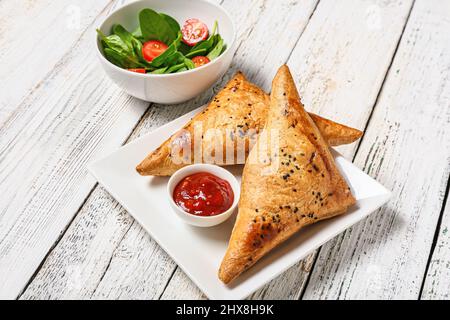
{"left": 95, "top": 0, "right": 236, "bottom": 104}
{"left": 167, "top": 164, "right": 240, "bottom": 227}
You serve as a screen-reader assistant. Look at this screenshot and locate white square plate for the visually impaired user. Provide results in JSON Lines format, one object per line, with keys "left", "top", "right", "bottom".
{"left": 89, "top": 106, "right": 391, "bottom": 300}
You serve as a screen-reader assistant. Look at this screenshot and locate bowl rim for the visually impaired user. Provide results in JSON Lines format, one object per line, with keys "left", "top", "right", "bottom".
{"left": 167, "top": 163, "right": 240, "bottom": 221}
{"left": 95, "top": 0, "right": 236, "bottom": 78}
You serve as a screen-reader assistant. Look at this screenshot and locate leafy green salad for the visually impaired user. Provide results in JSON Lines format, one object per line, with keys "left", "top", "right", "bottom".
{"left": 97, "top": 8, "right": 226, "bottom": 74}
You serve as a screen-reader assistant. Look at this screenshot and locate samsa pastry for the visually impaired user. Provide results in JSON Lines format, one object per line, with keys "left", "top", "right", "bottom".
{"left": 218, "top": 65, "right": 356, "bottom": 283}
{"left": 136, "top": 72, "right": 362, "bottom": 176}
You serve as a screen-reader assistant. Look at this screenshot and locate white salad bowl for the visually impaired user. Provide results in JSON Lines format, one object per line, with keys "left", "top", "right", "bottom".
{"left": 95, "top": 0, "right": 236, "bottom": 104}
{"left": 167, "top": 164, "right": 240, "bottom": 227}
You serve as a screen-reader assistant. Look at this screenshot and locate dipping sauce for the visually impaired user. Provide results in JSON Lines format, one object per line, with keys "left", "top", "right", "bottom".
{"left": 173, "top": 172, "right": 234, "bottom": 216}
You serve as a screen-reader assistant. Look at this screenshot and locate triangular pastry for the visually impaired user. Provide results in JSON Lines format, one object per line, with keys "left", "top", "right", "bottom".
{"left": 218, "top": 65, "right": 356, "bottom": 284}
{"left": 136, "top": 72, "right": 362, "bottom": 176}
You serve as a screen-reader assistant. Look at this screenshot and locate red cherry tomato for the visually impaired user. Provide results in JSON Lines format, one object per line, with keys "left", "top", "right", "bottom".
{"left": 181, "top": 18, "right": 209, "bottom": 46}
{"left": 127, "top": 68, "right": 146, "bottom": 73}
{"left": 191, "top": 56, "right": 210, "bottom": 67}
{"left": 142, "top": 40, "right": 168, "bottom": 62}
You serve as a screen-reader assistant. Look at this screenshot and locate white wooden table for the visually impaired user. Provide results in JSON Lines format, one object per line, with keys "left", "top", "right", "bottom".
{"left": 0, "top": 0, "right": 449, "bottom": 300}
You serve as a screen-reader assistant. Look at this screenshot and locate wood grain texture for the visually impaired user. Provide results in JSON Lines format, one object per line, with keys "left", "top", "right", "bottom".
{"left": 5, "top": 0, "right": 448, "bottom": 301}
{"left": 249, "top": 0, "right": 414, "bottom": 299}
{"left": 0, "top": 0, "right": 149, "bottom": 299}
{"left": 19, "top": 0, "right": 223, "bottom": 300}
{"left": 0, "top": 0, "right": 115, "bottom": 126}
{"left": 20, "top": 187, "right": 134, "bottom": 299}
{"left": 21, "top": 103, "right": 200, "bottom": 299}
{"left": 22, "top": 0, "right": 320, "bottom": 300}
{"left": 421, "top": 189, "right": 450, "bottom": 299}
{"left": 302, "top": 0, "right": 450, "bottom": 299}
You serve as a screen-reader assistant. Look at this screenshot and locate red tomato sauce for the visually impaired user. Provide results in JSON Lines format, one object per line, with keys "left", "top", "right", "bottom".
{"left": 173, "top": 172, "right": 234, "bottom": 216}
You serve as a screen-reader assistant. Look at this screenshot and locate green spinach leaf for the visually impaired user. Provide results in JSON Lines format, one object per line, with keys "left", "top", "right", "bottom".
{"left": 150, "top": 32, "right": 182, "bottom": 67}
{"left": 185, "top": 48, "right": 207, "bottom": 58}
{"left": 112, "top": 24, "right": 134, "bottom": 49}
{"left": 176, "top": 67, "right": 188, "bottom": 73}
{"left": 151, "top": 67, "right": 168, "bottom": 74}
{"left": 139, "top": 8, "right": 177, "bottom": 44}
{"left": 97, "top": 30, "right": 129, "bottom": 54}
{"left": 206, "top": 37, "right": 224, "bottom": 60}
{"left": 166, "top": 62, "right": 186, "bottom": 73}
{"left": 184, "top": 58, "right": 195, "bottom": 70}
{"left": 165, "top": 51, "right": 185, "bottom": 66}
{"left": 160, "top": 13, "right": 180, "bottom": 34}
{"left": 103, "top": 48, "right": 143, "bottom": 68}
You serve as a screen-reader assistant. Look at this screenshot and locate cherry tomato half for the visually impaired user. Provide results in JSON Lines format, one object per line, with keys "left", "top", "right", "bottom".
{"left": 191, "top": 56, "right": 210, "bottom": 67}
{"left": 142, "top": 40, "right": 168, "bottom": 62}
{"left": 181, "top": 18, "right": 209, "bottom": 46}
{"left": 127, "top": 68, "right": 146, "bottom": 73}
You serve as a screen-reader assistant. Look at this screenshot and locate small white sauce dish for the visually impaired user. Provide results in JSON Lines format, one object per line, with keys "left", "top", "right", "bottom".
{"left": 167, "top": 164, "right": 240, "bottom": 227}
{"left": 95, "top": 0, "right": 236, "bottom": 104}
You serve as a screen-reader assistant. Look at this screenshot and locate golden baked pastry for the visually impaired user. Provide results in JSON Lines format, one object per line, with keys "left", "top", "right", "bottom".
{"left": 136, "top": 72, "right": 362, "bottom": 176}
{"left": 218, "top": 65, "right": 356, "bottom": 284}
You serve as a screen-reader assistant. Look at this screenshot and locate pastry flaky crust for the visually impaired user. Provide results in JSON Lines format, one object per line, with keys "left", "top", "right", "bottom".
{"left": 136, "top": 72, "right": 362, "bottom": 176}
{"left": 218, "top": 65, "right": 356, "bottom": 284}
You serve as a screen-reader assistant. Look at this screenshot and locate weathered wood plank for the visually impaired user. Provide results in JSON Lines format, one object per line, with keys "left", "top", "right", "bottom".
{"left": 421, "top": 188, "right": 450, "bottom": 299}
{"left": 302, "top": 0, "right": 450, "bottom": 299}
{"left": 21, "top": 103, "right": 199, "bottom": 299}
{"left": 0, "top": 0, "right": 118, "bottom": 126}
{"left": 0, "top": 0, "right": 148, "bottom": 299}
{"left": 21, "top": 0, "right": 319, "bottom": 300}
{"left": 160, "top": 268, "right": 207, "bottom": 300}
{"left": 20, "top": 187, "right": 134, "bottom": 300}
{"left": 249, "top": 0, "right": 414, "bottom": 299}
